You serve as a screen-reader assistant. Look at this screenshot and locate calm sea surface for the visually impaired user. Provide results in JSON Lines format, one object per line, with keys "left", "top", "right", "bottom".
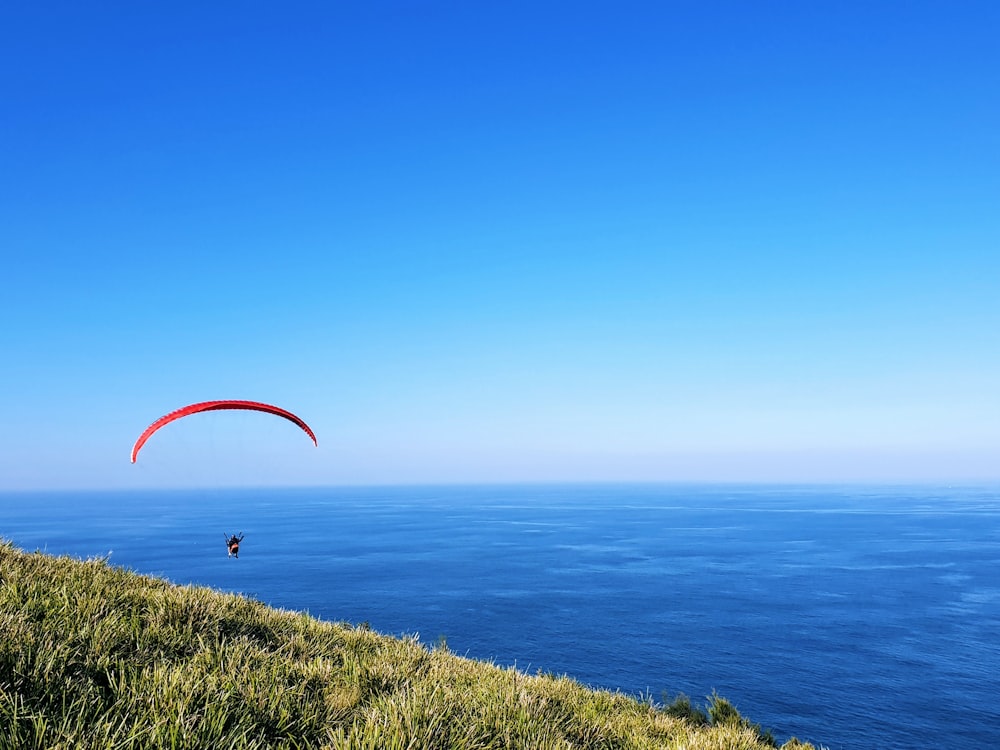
{"left": 2, "top": 484, "right": 998, "bottom": 749}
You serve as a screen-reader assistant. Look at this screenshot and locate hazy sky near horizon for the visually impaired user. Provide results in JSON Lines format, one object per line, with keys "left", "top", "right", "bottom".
{"left": 3, "top": 2, "right": 998, "bottom": 489}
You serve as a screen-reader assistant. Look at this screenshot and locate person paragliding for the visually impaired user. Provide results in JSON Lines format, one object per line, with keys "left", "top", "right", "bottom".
{"left": 226, "top": 533, "right": 244, "bottom": 558}
{"left": 130, "top": 400, "right": 316, "bottom": 560}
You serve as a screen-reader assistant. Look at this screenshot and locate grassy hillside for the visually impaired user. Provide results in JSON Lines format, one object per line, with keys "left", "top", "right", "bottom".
{"left": 0, "top": 542, "right": 817, "bottom": 749}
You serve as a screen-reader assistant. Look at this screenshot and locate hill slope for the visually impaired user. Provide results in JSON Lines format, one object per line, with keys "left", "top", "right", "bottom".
{"left": 0, "top": 543, "right": 816, "bottom": 749}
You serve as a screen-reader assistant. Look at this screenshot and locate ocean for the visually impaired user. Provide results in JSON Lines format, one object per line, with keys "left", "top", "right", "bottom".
{"left": 2, "top": 483, "right": 998, "bottom": 749}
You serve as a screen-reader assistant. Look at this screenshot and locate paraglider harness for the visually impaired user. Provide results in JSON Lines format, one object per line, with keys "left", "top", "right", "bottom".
{"left": 226, "top": 533, "right": 244, "bottom": 558}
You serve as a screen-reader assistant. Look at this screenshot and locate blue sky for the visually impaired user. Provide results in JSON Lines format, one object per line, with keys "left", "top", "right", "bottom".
{"left": 2, "top": 1, "right": 998, "bottom": 489}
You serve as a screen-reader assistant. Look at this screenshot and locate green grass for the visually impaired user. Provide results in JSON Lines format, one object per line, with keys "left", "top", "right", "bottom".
{"left": 0, "top": 542, "right": 819, "bottom": 749}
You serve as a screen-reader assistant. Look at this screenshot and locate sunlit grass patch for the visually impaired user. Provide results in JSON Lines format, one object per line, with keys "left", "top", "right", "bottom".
{"left": 0, "top": 541, "right": 818, "bottom": 749}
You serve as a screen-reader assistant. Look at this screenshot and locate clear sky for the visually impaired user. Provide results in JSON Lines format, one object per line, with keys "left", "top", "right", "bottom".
{"left": 2, "top": 1, "right": 998, "bottom": 489}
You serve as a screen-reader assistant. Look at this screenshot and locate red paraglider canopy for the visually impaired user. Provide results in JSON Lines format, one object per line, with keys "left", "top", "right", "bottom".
{"left": 130, "top": 400, "right": 317, "bottom": 463}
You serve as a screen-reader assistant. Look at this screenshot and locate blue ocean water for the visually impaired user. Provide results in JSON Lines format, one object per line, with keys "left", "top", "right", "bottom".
{"left": 1, "top": 484, "right": 998, "bottom": 749}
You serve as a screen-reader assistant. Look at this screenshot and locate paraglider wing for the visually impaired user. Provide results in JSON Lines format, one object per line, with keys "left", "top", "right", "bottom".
{"left": 130, "top": 400, "right": 317, "bottom": 463}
